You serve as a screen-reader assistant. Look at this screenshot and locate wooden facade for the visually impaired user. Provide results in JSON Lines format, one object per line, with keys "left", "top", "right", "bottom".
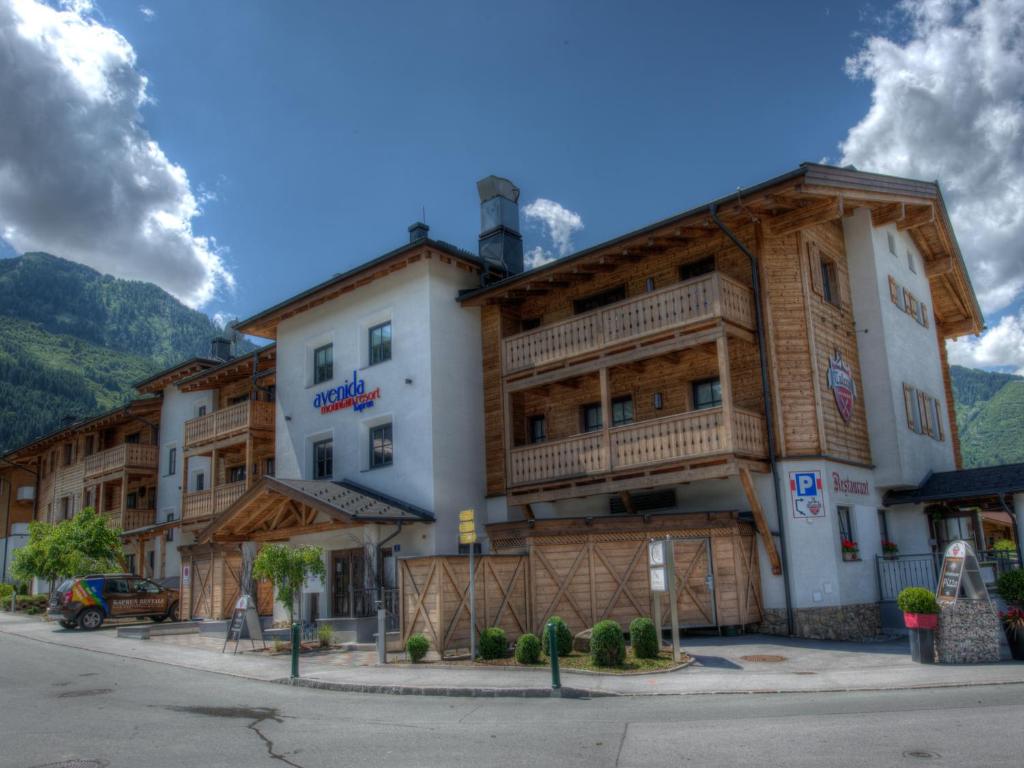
{"left": 178, "top": 542, "right": 274, "bottom": 620}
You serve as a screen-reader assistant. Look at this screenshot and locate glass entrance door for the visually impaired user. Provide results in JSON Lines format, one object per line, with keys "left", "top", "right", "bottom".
{"left": 332, "top": 548, "right": 367, "bottom": 617}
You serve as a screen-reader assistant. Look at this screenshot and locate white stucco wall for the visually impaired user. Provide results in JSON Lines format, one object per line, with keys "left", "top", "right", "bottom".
{"left": 844, "top": 208, "right": 955, "bottom": 490}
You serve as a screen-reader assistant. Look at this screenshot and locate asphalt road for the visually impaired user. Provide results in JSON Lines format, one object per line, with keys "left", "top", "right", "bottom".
{"left": 1, "top": 630, "right": 1021, "bottom": 768}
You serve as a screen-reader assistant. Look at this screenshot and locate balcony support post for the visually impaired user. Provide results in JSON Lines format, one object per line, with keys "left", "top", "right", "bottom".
{"left": 119, "top": 473, "right": 129, "bottom": 529}
{"left": 599, "top": 367, "right": 611, "bottom": 472}
{"left": 211, "top": 448, "right": 219, "bottom": 497}
{"left": 245, "top": 436, "right": 253, "bottom": 491}
{"left": 97, "top": 480, "right": 105, "bottom": 514}
{"left": 716, "top": 335, "right": 733, "bottom": 451}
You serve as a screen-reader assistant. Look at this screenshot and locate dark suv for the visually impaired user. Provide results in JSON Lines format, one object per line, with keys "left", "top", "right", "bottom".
{"left": 48, "top": 574, "right": 179, "bottom": 630}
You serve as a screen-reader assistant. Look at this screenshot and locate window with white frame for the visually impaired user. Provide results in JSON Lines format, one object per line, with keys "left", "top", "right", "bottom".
{"left": 313, "top": 344, "right": 334, "bottom": 385}
{"left": 313, "top": 438, "right": 333, "bottom": 479}
{"left": 369, "top": 423, "right": 393, "bottom": 468}
{"left": 368, "top": 321, "right": 392, "bottom": 365}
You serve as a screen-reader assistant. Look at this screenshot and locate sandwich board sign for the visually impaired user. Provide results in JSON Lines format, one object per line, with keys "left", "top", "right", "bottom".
{"left": 223, "top": 594, "right": 266, "bottom": 654}
{"left": 935, "top": 540, "right": 988, "bottom": 606}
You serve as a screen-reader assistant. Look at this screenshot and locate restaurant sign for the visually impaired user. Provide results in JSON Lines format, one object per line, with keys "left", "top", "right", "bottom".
{"left": 826, "top": 351, "right": 856, "bottom": 423}
{"left": 312, "top": 370, "right": 381, "bottom": 415}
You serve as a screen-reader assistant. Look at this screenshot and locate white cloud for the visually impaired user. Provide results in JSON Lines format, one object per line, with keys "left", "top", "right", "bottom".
{"left": 522, "top": 198, "right": 584, "bottom": 258}
{"left": 947, "top": 309, "right": 1024, "bottom": 373}
{"left": 840, "top": 0, "right": 1024, "bottom": 319}
{"left": 524, "top": 245, "right": 558, "bottom": 270}
{"left": 0, "top": 0, "right": 232, "bottom": 308}
{"left": 139, "top": 6, "right": 154, "bottom": 19}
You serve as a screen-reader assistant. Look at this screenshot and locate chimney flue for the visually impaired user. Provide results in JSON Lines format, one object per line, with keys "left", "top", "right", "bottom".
{"left": 477, "top": 175, "right": 523, "bottom": 278}
{"left": 210, "top": 336, "right": 232, "bottom": 361}
{"left": 408, "top": 222, "right": 429, "bottom": 242}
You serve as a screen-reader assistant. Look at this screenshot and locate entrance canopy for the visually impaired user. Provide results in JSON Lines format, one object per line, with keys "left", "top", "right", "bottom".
{"left": 883, "top": 463, "right": 1024, "bottom": 511}
{"left": 197, "top": 477, "right": 433, "bottom": 544}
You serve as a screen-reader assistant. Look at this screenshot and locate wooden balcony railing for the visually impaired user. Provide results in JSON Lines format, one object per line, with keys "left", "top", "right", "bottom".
{"left": 503, "top": 273, "right": 755, "bottom": 374}
{"left": 83, "top": 443, "right": 159, "bottom": 479}
{"left": 508, "top": 407, "right": 767, "bottom": 487}
{"left": 120, "top": 508, "right": 156, "bottom": 531}
{"left": 183, "top": 400, "right": 275, "bottom": 450}
{"left": 182, "top": 480, "right": 248, "bottom": 522}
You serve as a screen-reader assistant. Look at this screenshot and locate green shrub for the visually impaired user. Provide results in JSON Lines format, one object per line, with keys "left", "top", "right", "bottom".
{"left": 541, "top": 616, "right": 573, "bottom": 657}
{"left": 590, "top": 619, "right": 626, "bottom": 667}
{"left": 896, "top": 587, "right": 939, "bottom": 614}
{"left": 272, "top": 639, "right": 287, "bottom": 653}
{"left": 317, "top": 624, "right": 333, "bottom": 648}
{"left": 514, "top": 633, "right": 542, "bottom": 664}
{"left": 996, "top": 569, "right": 1024, "bottom": 605}
{"left": 15, "top": 594, "right": 46, "bottom": 612}
{"left": 0, "top": 583, "right": 13, "bottom": 607}
{"left": 406, "top": 633, "right": 429, "bottom": 662}
{"left": 993, "top": 539, "right": 1017, "bottom": 552}
{"left": 629, "top": 617, "right": 659, "bottom": 659}
{"left": 479, "top": 627, "right": 508, "bottom": 660}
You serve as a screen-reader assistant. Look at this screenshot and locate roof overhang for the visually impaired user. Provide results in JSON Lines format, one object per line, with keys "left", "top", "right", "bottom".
{"left": 196, "top": 477, "right": 433, "bottom": 543}
{"left": 134, "top": 357, "right": 221, "bottom": 395}
{"left": 177, "top": 344, "right": 277, "bottom": 392}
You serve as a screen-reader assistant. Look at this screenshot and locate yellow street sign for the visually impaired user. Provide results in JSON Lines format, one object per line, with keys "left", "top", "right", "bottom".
{"left": 460, "top": 531, "right": 477, "bottom": 544}
{"left": 459, "top": 521, "right": 476, "bottom": 534}
{"left": 459, "top": 509, "right": 475, "bottom": 523}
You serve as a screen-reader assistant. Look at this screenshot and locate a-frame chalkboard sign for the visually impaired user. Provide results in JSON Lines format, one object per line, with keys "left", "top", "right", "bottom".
{"left": 223, "top": 595, "right": 266, "bottom": 654}
{"left": 935, "top": 540, "right": 989, "bottom": 606}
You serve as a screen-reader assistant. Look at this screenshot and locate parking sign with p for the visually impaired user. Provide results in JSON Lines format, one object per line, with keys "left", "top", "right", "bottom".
{"left": 790, "top": 470, "right": 824, "bottom": 518}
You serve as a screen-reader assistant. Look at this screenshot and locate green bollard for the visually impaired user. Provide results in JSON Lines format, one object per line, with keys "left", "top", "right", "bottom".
{"left": 547, "top": 620, "right": 561, "bottom": 690}
{"left": 291, "top": 622, "right": 300, "bottom": 679}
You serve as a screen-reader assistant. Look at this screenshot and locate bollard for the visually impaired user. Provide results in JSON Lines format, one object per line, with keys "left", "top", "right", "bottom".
{"left": 291, "top": 622, "right": 300, "bottom": 679}
{"left": 547, "top": 620, "right": 561, "bottom": 690}
{"left": 376, "top": 599, "right": 387, "bottom": 665}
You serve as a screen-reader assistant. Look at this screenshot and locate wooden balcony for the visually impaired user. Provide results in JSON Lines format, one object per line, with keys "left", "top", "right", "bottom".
{"left": 183, "top": 400, "right": 275, "bottom": 451}
{"left": 502, "top": 273, "right": 755, "bottom": 375}
{"left": 508, "top": 407, "right": 767, "bottom": 488}
{"left": 182, "top": 480, "right": 248, "bottom": 522}
{"left": 102, "top": 508, "right": 156, "bottom": 531}
{"left": 83, "top": 443, "right": 159, "bottom": 480}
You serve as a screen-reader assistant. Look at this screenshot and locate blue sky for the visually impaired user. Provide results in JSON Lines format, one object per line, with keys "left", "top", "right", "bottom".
{"left": 2, "top": 0, "right": 1023, "bottom": 370}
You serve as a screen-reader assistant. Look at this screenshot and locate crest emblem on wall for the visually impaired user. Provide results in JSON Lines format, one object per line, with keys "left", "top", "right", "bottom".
{"left": 826, "top": 351, "right": 856, "bottom": 423}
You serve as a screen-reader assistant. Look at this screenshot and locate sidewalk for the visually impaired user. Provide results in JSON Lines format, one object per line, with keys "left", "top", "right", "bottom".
{"left": 3, "top": 613, "right": 1023, "bottom": 697}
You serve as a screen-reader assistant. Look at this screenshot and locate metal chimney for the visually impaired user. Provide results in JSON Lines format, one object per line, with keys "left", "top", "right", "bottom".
{"left": 408, "top": 222, "right": 430, "bottom": 242}
{"left": 477, "top": 176, "right": 523, "bottom": 278}
{"left": 210, "top": 336, "right": 232, "bottom": 361}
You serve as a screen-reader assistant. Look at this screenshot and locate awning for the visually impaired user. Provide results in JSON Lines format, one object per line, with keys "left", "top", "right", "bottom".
{"left": 196, "top": 477, "right": 433, "bottom": 543}
{"left": 883, "top": 463, "right": 1024, "bottom": 507}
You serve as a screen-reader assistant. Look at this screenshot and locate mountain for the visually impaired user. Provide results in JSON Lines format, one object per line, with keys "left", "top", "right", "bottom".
{"left": 950, "top": 365, "right": 1024, "bottom": 468}
{"left": 0, "top": 252, "right": 251, "bottom": 453}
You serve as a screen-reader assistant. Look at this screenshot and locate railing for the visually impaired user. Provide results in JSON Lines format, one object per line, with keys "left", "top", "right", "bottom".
{"left": 338, "top": 587, "right": 400, "bottom": 631}
{"left": 83, "top": 443, "right": 159, "bottom": 479}
{"left": 508, "top": 407, "right": 767, "bottom": 486}
{"left": 182, "top": 480, "right": 248, "bottom": 521}
{"left": 120, "top": 508, "right": 156, "bottom": 531}
{"left": 978, "top": 549, "right": 1021, "bottom": 577}
{"left": 183, "top": 400, "right": 275, "bottom": 449}
{"left": 503, "top": 273, "right": 755, "bottom": 373}
{"left": 875, "top": 553, "right": 939, "bottom": 602}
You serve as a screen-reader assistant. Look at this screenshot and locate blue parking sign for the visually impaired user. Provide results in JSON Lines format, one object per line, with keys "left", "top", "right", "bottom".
{"left": 789, "top": 471, "right": 824, "bottom": 518}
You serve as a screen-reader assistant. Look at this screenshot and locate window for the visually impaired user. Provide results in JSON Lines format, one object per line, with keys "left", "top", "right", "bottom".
{"left": 573, "top": 285, "right": 626, "bottom": 315}
{"left": 370, "top": 424, "right": 393, "bottom": 468}
{"left": 194, "top": 472, "right": 205, "bottom": 492}
{"left": 877, "top": 509, "right": 890, "bottom": 545}
{"left": 84, "top": 435, "right": 95, "bottom": 456}
{"left": 679, "top": 256, "right": 715, "bottom": 281}
{"left": 903, "top": 384, "right": 945, "bottom": 441}
{"left": 146, "top": 550, "right": 155, "bottom": 574}
{"left": 196, "top": 404, "right": 207, "bottom": 418}
{"left": 918, "top": 302, "right": 929, "bottom": 328}
{"left": 60, "top": 496, "right": 70, "bottom": 520}
{"left": 264, "top": 457, "right": 276, "bottom": 477}
{"left": 611, "top": 396, "right": 634, "bottom": 427}
{"left": 167, "top": 447, "right": 177, "bottom": 476}
{"left": 368, "top": 321, "right": 392, "bottom": 365}
{"left": 313, "top": 439, "right": 333, "bottom": 479}
{"left": 581, "top": 403, "right": 603, "bottom": 433}
{"left": 228, "top": 394, "right": 250, "bottom": 405}
{"left": 521, "top": 317, "right": 541, "bottom": 332}
{"left": 62, "top": 443, "right": 74, "bottom": 466}
{"left": 313, "top": 343, "right": 333, "bottom": 385}
{"left": 907, "top": 249, "right": 916, "bottom": 274}
{"left": 228, "top": 465, "right": 246, "bottom": 483}
{"left": 136, "top": 578, "right": 161, "bottom": 594}
{"left": 837, "top": 505, "right": 854, "bottom": 544}
{"left": 693, "top": 379, "right": 722, "bottom": 410}
{"left": 529, "top": 415, "right": 546, "bottom": 444}
{"left": 903, "top": 384, "right": 920, "bottom": 433}
{"left": 126, "top": 492, "right": 137, "bottom": 510}
{"left": 125, "top": 432, "right": 140, "bottom": 444}
{"left": 820, "top": 258, "right": 840, "bottom": 307}
{"left": 887, "top": 232, "right": 896, "bottom": 255}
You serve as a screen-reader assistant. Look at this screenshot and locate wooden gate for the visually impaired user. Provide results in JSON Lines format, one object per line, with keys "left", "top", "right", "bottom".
{"left": 182, "top": 544, "right": 275, "bottom": 620}
{"left": 400, "top": 555, "right": 529, "bottom": 656}
{"left": 189, "top": 554, "right": 214, "bottom": 619}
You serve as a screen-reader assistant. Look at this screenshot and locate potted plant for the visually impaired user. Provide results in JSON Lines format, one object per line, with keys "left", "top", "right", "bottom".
{"left": 998, "top": 607, "right": 1024, "bottom": 661}
{"left": 841, "top": 538, "right": 860, "bottom": 562}
{"left": 882, "top": 540, "right": 899, "bottom": 559}
{"left": 897, "top": 587, "right": 939, "bottom": 664}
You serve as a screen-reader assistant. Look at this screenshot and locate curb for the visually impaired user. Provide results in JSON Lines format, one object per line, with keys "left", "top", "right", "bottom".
{"left": 281, "top": 676, "right": 609, "bottom": 698}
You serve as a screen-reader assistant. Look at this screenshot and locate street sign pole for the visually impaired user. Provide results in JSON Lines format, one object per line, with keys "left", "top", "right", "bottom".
{"left": 459, "top": 509, "right": 478, "bottom": 660}
{"left": 665, "top": 536, "right": 681, "bottom": 663}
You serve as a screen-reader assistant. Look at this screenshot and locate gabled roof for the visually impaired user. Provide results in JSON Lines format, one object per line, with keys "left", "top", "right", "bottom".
{"left": 459, "top": 163, "right": 983, "bottom": 339}
{"left": 884, "top": 463, "right": 1024, "bottom": 506}
{"left": 234, "top": 238, "right": 488, "bottom": 340}
{"left": 134, "top": 356, "right": 222, "bottom": 395}
{"left": 176, "top": 344, "right": 276, "bottom": 392}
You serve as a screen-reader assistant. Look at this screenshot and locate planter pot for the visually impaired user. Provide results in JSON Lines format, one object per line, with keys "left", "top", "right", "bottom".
{"left": 909, "top": 628, "right": 936, "bottom": 664}
{"left": 842, "top": 551, "right": 859, "bottom": 562}
{"left": 904, "top": 612, "right": 939, "bottom": 630}
{"left": 1005, "top": 628, "right": 1024, "bottom": 662}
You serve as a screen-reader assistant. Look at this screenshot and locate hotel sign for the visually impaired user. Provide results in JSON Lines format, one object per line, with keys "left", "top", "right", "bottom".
{"left": 827, "top": 351, "right": 856, "bottom": 423}
{"left": 312, "top": 370, "right": 381, "bottom": 415}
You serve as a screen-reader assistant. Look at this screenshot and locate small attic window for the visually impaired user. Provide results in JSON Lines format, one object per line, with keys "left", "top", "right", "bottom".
{"left": 887, "top": 232, "right": 896, "bottom": 255}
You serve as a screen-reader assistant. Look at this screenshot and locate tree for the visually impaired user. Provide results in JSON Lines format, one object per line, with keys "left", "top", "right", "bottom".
{"left": 12, "top": 507, "right": 124, "bottom": 585}
{"left": 251, "top": 544, "right": 326, "bottom": 623}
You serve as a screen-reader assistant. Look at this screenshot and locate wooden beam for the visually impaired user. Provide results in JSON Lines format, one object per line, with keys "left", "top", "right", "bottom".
{"left": 618, "top": 491, "right": 636, "bottom": 515}
{"left": 925, "top": 254, "right": 954, "bottom": 278}
{"left": 738, "top": 467, "right": 782, "bottom": 576}
{"left": 870, "top": 202, "right": 905, "bottom": 227}
{"left": 764, "top": 197, "right": 842, "bottom": 237}
{"left": 897, "top": 204, "right": 935, "bottom": 231}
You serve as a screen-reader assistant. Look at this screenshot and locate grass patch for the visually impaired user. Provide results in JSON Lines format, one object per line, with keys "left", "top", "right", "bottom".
{"left": 444, "top": 648, "right": 688, "bottom": 674}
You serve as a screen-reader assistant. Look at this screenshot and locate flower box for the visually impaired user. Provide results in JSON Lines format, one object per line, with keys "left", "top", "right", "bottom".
{"left": 903, "top": 612, "right": 938, "bottom": 630}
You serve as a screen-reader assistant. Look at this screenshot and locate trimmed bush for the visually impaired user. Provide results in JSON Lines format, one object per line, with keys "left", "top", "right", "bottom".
{"left": 514, "top": 633, "right": 542, "bottom": 664}
{"left": 629, "top": 617, "right": 659, "bottom": 659}
{"left": 317, "top": 624, "right": 333, "bottom": 648}
{"left": 896, "top": 587, "right": 939, "bottom": 614}
{"left": 406, "top": 633, "right": 429, "bottom": 662}
{"left": 479, "top": 627, "right": 508, "bottom": 660}
{"left": 996, "top": 568, "right": 1024, "bottom": 606}
{"left": 590, "top": 619, "right": 626, "bottom": 667}
{"left": 541, "top": 616, "right": 573, "bottom": 657}
{"left": 0, "top": 583, "right": 13, "bottom": 607}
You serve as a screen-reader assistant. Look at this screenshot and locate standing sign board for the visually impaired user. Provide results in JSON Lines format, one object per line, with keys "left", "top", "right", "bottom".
{"left": 935, "top": 540, "right": 988, "bottom": 606}
{"left": 647, "top": 537, "right": 680, "bottom": 662}
{"left": 790, "top": 471, "right": 825, "bottom": 519}
{"left": 223, "top": 595, "right": 266, "bottom": 654}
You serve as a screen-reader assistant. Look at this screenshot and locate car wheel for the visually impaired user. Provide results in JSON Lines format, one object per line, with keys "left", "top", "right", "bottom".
{"left": 151, "top": 614, "right": 166, "bottom": 623}
{"left": 78, "top": 607, "right": 104, "bottom": 631}
{"left": 59, "top": 620, "right": 76, "bottom": 629}
{"left": 166, "top": 602, "right": 179, "bottom": 622}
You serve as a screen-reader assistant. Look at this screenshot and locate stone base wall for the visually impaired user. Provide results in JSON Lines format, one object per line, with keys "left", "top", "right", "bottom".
{"left": 936, "top": 600, "right": 1001, "bottom": 664}
{"left": 759, "top": 603, "right": 881, "bottom": 641}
